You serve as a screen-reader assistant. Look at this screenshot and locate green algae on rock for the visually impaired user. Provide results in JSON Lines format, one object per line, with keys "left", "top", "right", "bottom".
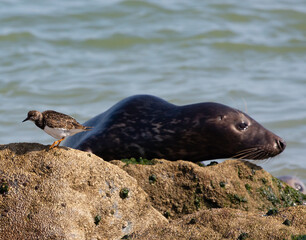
{"left": 0, "top": 182, "right": 9, "bottom": 195}
{"left": 120, "top": 188, "right": 130, "bottom": 199}
{"left": 120, "top": 157, "right": 157, "bottom": 165}
{"left": 94, "top": 215, "right": 101, "bottom": 226}
{"left": 149, "top": 174, "right": 157, "bottom": 184}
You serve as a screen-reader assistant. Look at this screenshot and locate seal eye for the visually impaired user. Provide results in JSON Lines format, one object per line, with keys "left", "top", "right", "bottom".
{"left": 294, "top": 183, "right": 302, "bottom": 192}
{"left": 237, "top": 122, "right": 248, "bottom": 131}
{"left": 218, "top": 115, "right": 225, "bottom": 120}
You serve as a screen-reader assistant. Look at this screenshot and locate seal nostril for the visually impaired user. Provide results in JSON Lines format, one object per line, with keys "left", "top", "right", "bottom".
{"left": 276, "top": 139, "right": 286, "bottom": 151}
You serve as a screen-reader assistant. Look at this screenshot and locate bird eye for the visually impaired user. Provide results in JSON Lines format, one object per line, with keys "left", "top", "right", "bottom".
{"left": 237, "top": 122, "right": 248, "bottom": 131}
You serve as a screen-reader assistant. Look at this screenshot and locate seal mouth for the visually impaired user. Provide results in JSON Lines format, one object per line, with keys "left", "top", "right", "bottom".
{"left": 232, "top": 147, "right": 279, "bottom": 160}
{"left": 232, "top": 137, "right": 286, "bottom": 160}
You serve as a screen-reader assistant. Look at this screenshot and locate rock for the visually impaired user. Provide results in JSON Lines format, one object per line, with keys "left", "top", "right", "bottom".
{"left": 111, "top": 159, "right": 305, "bottom": 239}
{"left": 0, "top": 143, "right": 305, "bottom": 240}
{"left": 111, "top": 159, "right": 305, "bottom": 219}
{"left": 0, "top": 143, "right": 167, "bottom": 240}
{"left": 133, "top": 206, "right": 306, "bottom": 240}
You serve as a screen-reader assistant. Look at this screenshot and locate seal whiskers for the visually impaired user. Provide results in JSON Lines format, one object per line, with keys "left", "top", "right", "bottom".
{"left": 231, "top": 148, "right": 258, "bottom": 159}
{"left": 232, "top": 148, "right": 271, "bottom": 160}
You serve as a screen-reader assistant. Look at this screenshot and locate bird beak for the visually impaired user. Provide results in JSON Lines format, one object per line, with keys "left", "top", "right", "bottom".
{"left": 22, "top": 117, "right": 29, "bottom": 122}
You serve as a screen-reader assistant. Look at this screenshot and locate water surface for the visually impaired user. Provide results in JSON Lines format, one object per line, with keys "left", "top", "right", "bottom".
{"left": 0, "top": 0, "right": 305, "bottom": 183}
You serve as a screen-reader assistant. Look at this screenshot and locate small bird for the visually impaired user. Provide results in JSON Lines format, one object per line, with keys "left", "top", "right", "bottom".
{"left": 22, "top": 110, "right": 92, "bottom": 149}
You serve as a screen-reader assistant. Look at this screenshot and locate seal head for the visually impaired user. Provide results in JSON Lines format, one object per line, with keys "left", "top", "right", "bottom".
{"left": 278, "top": 175, "right": 306, "bottom": 194}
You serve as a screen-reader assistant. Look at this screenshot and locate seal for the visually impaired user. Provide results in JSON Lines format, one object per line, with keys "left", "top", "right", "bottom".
{"left": 64, "top": 94, "right": 286, "bottom": 162}
{"left": 278, "top": 175, "right": 306, "bottom": 194}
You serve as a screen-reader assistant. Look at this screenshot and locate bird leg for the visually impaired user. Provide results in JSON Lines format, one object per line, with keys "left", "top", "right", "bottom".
{"left": 49, "top": 137, "right": 65, "bottom": 149}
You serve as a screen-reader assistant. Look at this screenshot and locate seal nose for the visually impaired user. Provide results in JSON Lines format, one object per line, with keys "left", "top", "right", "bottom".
{"left": 276, "top": 138, "right": 286, "bottom": 152}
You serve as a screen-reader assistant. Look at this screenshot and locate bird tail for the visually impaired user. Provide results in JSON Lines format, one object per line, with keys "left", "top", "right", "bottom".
{"left": 84, "top": 126, "right": 93, "bottom": 131}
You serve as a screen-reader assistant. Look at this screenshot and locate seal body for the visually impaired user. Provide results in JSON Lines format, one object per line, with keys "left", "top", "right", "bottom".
{"left": 64, "top": 95, "right": 286, "bottom": 161}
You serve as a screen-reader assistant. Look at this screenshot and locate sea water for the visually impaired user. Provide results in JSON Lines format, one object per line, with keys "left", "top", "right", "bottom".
{"left": 0, "top": 0, "right": 305, "bottom": 183}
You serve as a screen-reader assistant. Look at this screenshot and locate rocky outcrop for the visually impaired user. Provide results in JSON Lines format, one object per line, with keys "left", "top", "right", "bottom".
{"left": 0, "top": 143, "right": 305, "bottom": 240}
{"left": 0, "top": 143, "right": 166, "bottom": 240}
{"left": 111, "top": 158, "right": 305, "bottom": 219}
{"left": 134, "top": 206, "right": 305, "bottom": 240}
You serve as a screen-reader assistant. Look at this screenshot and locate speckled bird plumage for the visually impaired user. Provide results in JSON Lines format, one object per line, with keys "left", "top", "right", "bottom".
{"left": 23, "top": 110, "right": 92, "bottom": 148}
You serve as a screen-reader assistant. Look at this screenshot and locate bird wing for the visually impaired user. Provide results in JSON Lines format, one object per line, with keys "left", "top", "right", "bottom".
{"left": 43, "top": 110, "right": 83, "bottom": 129}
